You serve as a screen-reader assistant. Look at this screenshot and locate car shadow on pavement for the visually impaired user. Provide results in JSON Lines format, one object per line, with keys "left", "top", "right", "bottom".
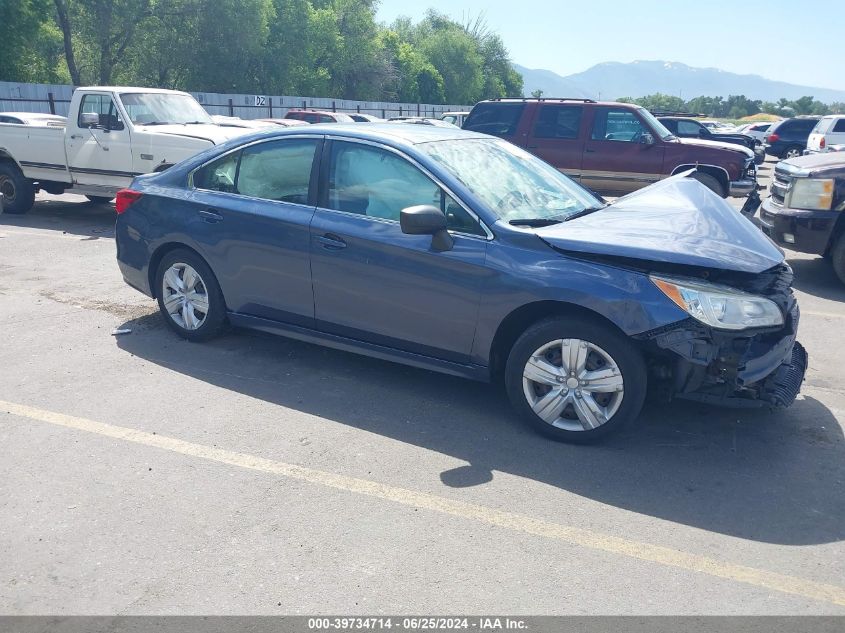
{"left": 788, "top": 255, "right": 845, "bottom": 302}
{"left": 115, "top": 312, "right": 845, "bottom": 547}
{"left": 0, "top": 195, "right": 115, "bottom": 239}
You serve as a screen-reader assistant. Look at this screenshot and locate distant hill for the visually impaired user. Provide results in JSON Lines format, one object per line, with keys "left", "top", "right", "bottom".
{"left": 515, "top": 61, "right": 845, "bottom": 103}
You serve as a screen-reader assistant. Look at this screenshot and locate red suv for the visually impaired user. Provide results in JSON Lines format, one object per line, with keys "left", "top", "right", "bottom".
{"left": 283, "top": 109, "right": 355, "bottom": 124}
{"left": 463, "top": 98, "right": 760, "bottom": 213}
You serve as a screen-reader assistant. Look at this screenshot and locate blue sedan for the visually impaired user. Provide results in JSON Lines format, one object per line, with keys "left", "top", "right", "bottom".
{"left": 115, "top": 124, "right": 806, "bottom": 442}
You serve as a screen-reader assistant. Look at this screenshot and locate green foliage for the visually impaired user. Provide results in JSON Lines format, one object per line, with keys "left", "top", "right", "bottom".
{"left": 621, "top": 92, "right": 839, "bottom": 118}
{"left": 0, "top": 0, "right": 522, "bottom": 104}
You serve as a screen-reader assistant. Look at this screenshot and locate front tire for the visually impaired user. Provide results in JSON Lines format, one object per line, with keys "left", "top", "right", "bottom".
{"left": 691, "top": 172, "right": 725, "bottom": 197}
{"left": 0, "top": 162, "right": 35, "bottom": 214}
{"left": 831, "top": 234, "right": 845, "bottom": 286}
{"left": 155, "top": 249, "right": 227, "bottom": 341}
{"left": 505, "top": 316, "right": 647, "bottom": 443}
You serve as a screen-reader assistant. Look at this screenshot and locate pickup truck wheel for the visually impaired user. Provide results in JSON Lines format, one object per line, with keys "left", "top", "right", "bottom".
{"left": 0, "top": 163, "right": 35, "bottom": 214}
{"left": 155, "top": 249, "right": 227, "bottom": 342}
{"left": 832, "top": 234, "right": 845, "bottom": 286}
{"left": 504, "top": 316, "right": 647, "bottom": 443}
{"left": 691, "top": 172, "right": 725, "bottom": 197}
{"left": 85, "top": 195, "right": 112, "bottom": 204}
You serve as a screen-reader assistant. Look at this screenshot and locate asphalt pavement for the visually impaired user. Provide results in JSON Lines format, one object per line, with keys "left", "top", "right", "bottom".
{"left": 1, "top": 159, "right": 844, "bottom": 615}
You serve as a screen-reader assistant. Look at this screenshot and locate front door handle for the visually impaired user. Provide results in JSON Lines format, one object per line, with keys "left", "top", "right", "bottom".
{"left": 316, "top": 233, "right": 347, "bottom": 250}
{"left": 198, "top": 209, "right": 223, "bottom": 223}
{"left": 70, "top": 134, "right": 83, "bottom": 140}
{"left": 585, "top": 148, "right": 596, "bottom": 153}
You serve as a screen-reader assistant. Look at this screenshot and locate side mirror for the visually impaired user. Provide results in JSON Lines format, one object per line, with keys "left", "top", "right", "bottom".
{"left": 80, "top": 112, "right": 100, "bottom": 128}
{"left": 400, "top": 205, "right": 453, "bottom": 252}
{"left": 640, "top": 132, "right": 655, "bottom": 146}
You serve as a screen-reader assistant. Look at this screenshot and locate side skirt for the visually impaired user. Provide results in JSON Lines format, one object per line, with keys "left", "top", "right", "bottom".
{"left": 227, "top": 312, "right": 491, "bottom": 383}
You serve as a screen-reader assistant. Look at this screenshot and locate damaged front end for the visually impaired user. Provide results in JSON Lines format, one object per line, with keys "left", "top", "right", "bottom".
{"left": 640, "top": 264, "right": 807, "bottom": 408}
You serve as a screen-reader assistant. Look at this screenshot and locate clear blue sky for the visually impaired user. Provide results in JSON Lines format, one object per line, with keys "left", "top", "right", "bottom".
{"left": 376, "top": 0, "right": 845, "bottom": 91}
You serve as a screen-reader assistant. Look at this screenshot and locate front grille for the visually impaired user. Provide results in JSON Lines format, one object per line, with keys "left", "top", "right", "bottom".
{"left": 770, "top": 167, "right": 793, "bottom": 206}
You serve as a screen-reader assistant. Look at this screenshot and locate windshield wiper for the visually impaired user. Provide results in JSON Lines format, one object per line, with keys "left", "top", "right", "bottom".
{"left": 509, "top": 218, "right": 563, "bottom": 227}
{"left": 563, "top": 205, "right": 607, "bottom": 222}
{"left": 183, "top": 120, "right": 210, "bottom": 125}
{"left": 140, "top": 121, "right": 171, "bottom": 126}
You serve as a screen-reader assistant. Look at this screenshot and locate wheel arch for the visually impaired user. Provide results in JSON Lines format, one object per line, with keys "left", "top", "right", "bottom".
{"left": 670, "top": 164, "right": 729, "bottom": 197}
{"left": 488, "top": 300, "right": 629, "bottom": 381}
{"left": 0, "top": 149, "right": 23, "bottom": 171}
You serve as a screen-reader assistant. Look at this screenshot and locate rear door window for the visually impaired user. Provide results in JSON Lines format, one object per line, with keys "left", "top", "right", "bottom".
{"left": 462, "top": 103, "right": 525, "bottom": 137}
{"left": 532, "top": 105, "right": 583, "bottom": 139}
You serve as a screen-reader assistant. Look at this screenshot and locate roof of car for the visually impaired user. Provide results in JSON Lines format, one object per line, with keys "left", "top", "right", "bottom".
{"left": 230, "top": 123, "right": 488, "bottom": 146}
{"left": 76, "top": 86, "right": 192, "bottom": 96}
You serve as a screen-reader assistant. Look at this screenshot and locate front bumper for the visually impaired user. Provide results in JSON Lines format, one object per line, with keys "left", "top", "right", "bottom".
{"left": 759, "top": 196, "right": 839, "bottom": 255}
{"left": 645, "top": 288, "right": 806, "bottom": 408}
{"left": 729, "top": 178, "right": 757, "bottom": 197}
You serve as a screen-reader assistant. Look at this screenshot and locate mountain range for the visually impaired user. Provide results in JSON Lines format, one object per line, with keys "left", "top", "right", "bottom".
{"left": 515, "top": 60, "right": 845, "bottom": 104}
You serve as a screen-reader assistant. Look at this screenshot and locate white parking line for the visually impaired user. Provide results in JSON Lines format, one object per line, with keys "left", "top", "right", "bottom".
{"left": 3, "top": 398, "right": 845, "bottom": 607}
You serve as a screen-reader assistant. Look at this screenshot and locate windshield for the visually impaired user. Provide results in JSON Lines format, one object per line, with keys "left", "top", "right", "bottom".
{"left": 119, "top": 93, "right": 213, "bottom": 125}
{"left": 637, "top": 108, "right": 675, "bottom": 140}
{"left": 419, "top": 138, "right": 604, "bottom": 223}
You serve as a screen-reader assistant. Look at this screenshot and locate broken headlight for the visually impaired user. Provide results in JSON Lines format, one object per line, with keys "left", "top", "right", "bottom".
{"left": 651, "top": 276, "right": 784, "bottom": 331}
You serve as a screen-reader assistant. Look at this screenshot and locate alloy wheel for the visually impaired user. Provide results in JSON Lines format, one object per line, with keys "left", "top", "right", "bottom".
{"left": 522, "top": 338, "right": 624, "bottom": 431}
{"left": 161, "top": 263, "right": 210, "bottom": 331}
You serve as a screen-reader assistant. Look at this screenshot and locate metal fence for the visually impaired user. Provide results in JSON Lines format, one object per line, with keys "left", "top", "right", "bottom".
{"left": 0, "top": 81, "right": 470, "bottom": 120}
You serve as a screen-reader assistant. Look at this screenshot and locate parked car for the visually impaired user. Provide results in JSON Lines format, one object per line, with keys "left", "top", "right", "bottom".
{"left": 806, "top": 115, "right": 845, "bottom": 154}
{"left": 256, "top": 118, "right": 310, "bottom": 127}
{"left": 740, "top": 121, "right": 776, "bottom": 143}
{"left": 349, "top": 113, "right": 384, "bottom": 122}
{"left": 0, "top": 86, "right": 252, "bottom": 213}
{"left": 283, "top": 110, "right": 355, "bottom": 124}
{"left": 0, "top": 112, "right": 67, "bottom": 127}
{"left": 462, "top": 98, "right": 760, "bottom": 214}
{"left": 388, "top": 116, "right": 458, "bottom": 128}
{"left": 114, "top": 124, "right": 805, "bottom": 443}
{"left": 701, "top": 120, "right": 737, "bottom": 133}
{"left": 440, "top": 111, "right": 470, "bottom": 127}
{"left": 211, "top": 115, "right": 277, "bottom": 129}
{"left": 764, "top": 117, "right": 821, "bottom": 159}
{"left": 658, "top": 116, "right": 765, "bottom": 164}
{"left": 759, "top": 152, "right": 845, "bottom": 283}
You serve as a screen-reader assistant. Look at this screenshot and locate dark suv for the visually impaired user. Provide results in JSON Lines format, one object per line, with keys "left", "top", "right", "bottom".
{"left": 760, "top": 152, "right": 845, "bottom": 283}
{"left": 764, "top": 117, "right": 821, "bottom": 159}
{"left": 657, "top": 116, "right": 764, "bottom": 164}
{"left": 463, "top": 99, "right": 760, "bottom": 214}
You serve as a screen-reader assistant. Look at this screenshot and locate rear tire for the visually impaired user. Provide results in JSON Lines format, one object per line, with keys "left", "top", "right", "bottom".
{"left": 831, "top": 234, "right": 845, "bottom": 286}
{"left": 691, "top": 172, "right": 726, "bottom": 197}
{"left": 0, "top": 162, "right": 35, "bottom": 214}
{"left": 504, "top": 316, "right": 647, "bottom": 443}
{"left": 85, "top": 195, "right": 112, "bottom": 204}
{"left": 784, "top": 146, "right": 803, "bottom": 159}
{"left": 155, "top": 249, "right": 228, "bottom": 342}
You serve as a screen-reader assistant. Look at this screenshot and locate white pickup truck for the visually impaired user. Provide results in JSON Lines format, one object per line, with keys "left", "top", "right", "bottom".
{"left": 0, "top": 86, "right": 252, "bottom": 214}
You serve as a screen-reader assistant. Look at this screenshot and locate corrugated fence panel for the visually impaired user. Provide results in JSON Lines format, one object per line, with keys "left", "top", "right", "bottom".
{"left": 0, "top": 82, "right": 470, "bottom": 120}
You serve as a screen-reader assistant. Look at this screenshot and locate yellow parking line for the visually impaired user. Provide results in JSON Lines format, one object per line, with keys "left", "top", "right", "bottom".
{"left": 3, "top": 397, "right": 845, "bottom": 607}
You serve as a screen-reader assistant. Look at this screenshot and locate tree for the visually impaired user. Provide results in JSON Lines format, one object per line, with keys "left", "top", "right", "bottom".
{"left": 0, "top": 0, "right": 61, "bottom": 83}
{"left": 531, "top": 89, "right": 544, "bottom": 98}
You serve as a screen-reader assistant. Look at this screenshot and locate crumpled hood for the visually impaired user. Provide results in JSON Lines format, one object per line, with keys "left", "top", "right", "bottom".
{"left": 134, "top": 123, "right": 252, "bottom": 144}
{"left": 677, "top": 136, "right": 754, "bottom": 159}
{"left": 534, "top": 174, "right": 784, "bottom": 274}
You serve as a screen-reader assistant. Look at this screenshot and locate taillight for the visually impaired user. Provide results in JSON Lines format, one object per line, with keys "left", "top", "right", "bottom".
{"left": 820, "top": 137, "right": 826, "bottom": 148}
{"left": 115, "top": 189, "right": 142, "bottom": 214}
{"left": 767, "top": 133, "right": 780, "bottom": 143}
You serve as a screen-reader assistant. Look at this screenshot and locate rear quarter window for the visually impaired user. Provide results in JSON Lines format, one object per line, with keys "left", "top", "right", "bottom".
{"left": 833, "top": 119, "right": 845, "bottom": 133}
{"left": 463, "top": 103, "right": 525, "bottom": 137}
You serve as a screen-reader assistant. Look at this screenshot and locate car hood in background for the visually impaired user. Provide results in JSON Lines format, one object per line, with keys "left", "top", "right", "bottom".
{"left": 777, "top": 152, "right": 845, "bottom": 178}
{"left": 134, "top": 123, "right": 253, "bottom": 144}
{"left": 534, "top": 175, "right": 784, "bottom": 274}
{"left": 676, "top": 137, "right": 755, "bottom": 158}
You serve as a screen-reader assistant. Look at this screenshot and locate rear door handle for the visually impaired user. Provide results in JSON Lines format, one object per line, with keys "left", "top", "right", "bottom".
{"left": 585, "top": 148, "right": 596, "bottom": 153}
{"left": 198, "top": 209, "right": 223, "bottom": 223}
{"left": 316, "top": 233, "right": 347, "bottom": 250}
